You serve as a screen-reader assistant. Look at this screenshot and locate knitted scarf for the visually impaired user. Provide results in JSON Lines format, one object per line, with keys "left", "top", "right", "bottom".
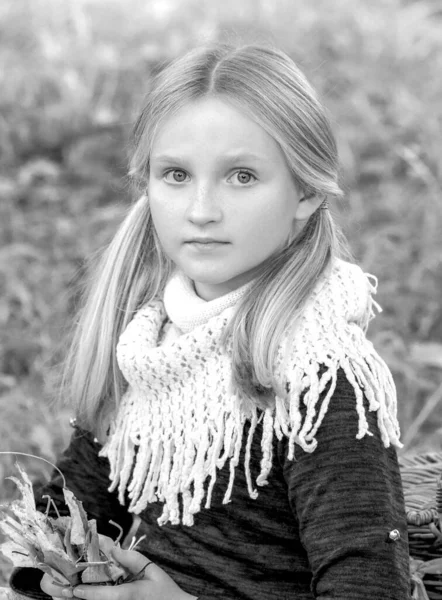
{"left": 100, "top": 258, "right": 402, "bottom": 526}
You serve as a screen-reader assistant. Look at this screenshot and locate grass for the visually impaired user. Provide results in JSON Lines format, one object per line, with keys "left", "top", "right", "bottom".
{"left": 1, "top": 0, "right": 442, "bottom": 587}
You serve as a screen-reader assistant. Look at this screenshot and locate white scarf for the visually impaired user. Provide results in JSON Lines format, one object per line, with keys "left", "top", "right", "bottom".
{"left": 100, "top": 258, "right": 402, "bottom": 526}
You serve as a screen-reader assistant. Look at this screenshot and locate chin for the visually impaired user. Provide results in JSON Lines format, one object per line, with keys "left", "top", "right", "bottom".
{"left": 180, "top": 264, "right": 239, "bottom": 285}
{"left": 186, "top": 271, "right": 234, "bottom": 286}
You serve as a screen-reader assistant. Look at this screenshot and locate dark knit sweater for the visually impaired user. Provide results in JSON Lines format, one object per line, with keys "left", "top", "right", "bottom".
{"left": 9, "top": 369, "right": 411, "bottom": 599}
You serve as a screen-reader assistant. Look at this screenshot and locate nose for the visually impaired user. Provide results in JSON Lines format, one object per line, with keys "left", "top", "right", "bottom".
{"left": 186, "top": 184, "right": 223, "bottom": 225}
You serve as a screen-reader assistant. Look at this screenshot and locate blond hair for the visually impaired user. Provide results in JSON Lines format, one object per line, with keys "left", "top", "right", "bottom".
{"left": 62, "top": 42, "right": 353, "bottom": 438}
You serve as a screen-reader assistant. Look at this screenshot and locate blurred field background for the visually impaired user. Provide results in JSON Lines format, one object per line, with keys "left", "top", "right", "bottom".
{"left": 0, "top": 0, "right": 442, "bottom": 585}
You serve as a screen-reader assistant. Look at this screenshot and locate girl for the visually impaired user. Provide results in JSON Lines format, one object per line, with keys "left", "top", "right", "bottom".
{"left": 9, "top": 43, "right": 411, "bottom": 599}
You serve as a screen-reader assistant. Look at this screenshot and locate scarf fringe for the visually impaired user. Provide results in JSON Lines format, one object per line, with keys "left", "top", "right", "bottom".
{"left": 100, "top": 260, "right": 403, "bottom": 527}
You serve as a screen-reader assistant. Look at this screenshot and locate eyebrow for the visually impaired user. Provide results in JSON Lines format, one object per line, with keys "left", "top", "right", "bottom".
{"left": 150, "top": 152, "right": 266, "bottom": 164}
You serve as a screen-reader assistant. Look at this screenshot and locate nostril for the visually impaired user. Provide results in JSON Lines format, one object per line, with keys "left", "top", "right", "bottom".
{"left": 187, "top": 197, "right": 222, "bottom": 225}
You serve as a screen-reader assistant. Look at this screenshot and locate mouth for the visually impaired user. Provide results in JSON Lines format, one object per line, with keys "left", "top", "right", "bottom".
{"left": 185, "top": 240, "right": 229, "bottom": 251}
{"left": 186, "top": 238, "right": 228, "bottom": 244}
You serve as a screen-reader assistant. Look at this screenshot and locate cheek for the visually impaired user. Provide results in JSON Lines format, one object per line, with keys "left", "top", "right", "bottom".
{"left": 148, "top": 198, "right": 173, "bottom": 256}
{"left": 149, "top": 188, "right": 177, "bottom": 234}
{"left": 239, "top": 199, "right": 292, "bottom": 246}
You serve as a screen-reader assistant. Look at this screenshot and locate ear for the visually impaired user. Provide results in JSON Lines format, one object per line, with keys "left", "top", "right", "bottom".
{"left": 294, "top": 192, "right": 326, "bottom": 221}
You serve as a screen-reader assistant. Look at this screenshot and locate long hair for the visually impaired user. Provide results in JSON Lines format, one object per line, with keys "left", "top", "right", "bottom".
{"left": 62, "top": 42, "right": 353, "bottom": 438}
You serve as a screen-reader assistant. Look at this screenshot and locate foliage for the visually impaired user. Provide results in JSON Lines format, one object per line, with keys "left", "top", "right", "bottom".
{"left": 0, "top": 463, "right": 145, "bottom": 587}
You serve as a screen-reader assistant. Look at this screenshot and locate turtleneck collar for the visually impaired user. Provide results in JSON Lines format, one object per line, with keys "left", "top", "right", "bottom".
{"left": 163, "top": 270, "right": 254, "bottom": 333}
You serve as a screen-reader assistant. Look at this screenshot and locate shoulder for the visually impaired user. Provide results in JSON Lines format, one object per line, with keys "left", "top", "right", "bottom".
{"left": 303, "top": 366, "right": 382, "bottom": 441}
{"left": 273, "top": 356, "right": 402, "bottom": 465}
{"left": 276, "top": 367, "right": 403, "bottom": 499}
{"left": 273, "top": 260, "right": 402, "bottom": 454}
{"left": 50, "top": 422, "right": 106, "bottom": 472}
{"left": 282, "top": 366, "right": 399, "bottom": 462}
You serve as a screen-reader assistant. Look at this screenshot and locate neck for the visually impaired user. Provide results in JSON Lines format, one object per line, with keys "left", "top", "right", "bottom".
{"left": 163, "top": 269, "right": 255, "bottom": 333}
{"left": 193, "top": 270, "right": 260, "bottom": 301}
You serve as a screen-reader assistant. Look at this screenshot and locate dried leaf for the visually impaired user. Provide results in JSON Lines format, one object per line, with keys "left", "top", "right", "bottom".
{"left": 42, "top": 548, "right": 82, "bottom": 584}
{"left": 409, "top": 557, "right": 425, "bottom": 575}
{"left": 81, "top": 566, "right": 112, "bottom": 584}
{"left": 63, "top": 489, "right": 88, "bottom": 546}
{"left": 0, "top": 540, "right": 35, "bottom": 568}
{"left": 410, "top": 573, "right": 430, "bottom": 600}
{"left": 4, "top": 466, "right": 50, "bottom": 536}
{"left": 32, "top": 523, "right": 74, "bottom": 577}
{"left": 418, "top": 557, "right": 442, "bottom": 575}
{"left": 51, "top": 516, "right": 73, "bottom": 537}
{"left": 6, "top": 467, "right": 35, "bottom": 513}
{"left": 0, "top": 464, "right": 141, "bottom": 587}
{"left": 36, "top": 562, "right": 71, "bottom": 586}
{"left": 82, "top": 520, "right": 111, "bottom": 583}
{"left": 0, "top": 516, "right": 40, "bottom": 559}
{"left": 6, "top": 495, "right": 52, "bottom": 535}
{"left": 63, "top": 522, "right": 79, "bottom": 563}
{"left": 45, "top": 528, "right": 66, "bottom": 553}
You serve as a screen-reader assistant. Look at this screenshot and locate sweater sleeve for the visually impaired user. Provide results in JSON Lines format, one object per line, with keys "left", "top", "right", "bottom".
{"left": 9, "top": 425, "right": 133, "bottom": 599}
{"left": 277, "top": 368, "right": 411, "bottom": 600}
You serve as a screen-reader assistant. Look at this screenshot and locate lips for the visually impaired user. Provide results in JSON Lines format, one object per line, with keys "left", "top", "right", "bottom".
{"left": 185, "top": 239, "right": 229, "bottom": 251}
{"left": 186, "top": 238, "right": 228, "bottom": 244}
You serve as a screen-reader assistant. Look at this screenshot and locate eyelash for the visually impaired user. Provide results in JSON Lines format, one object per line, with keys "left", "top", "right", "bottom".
{"left": 163, "top": 169, "right": 257, "bottom": 185}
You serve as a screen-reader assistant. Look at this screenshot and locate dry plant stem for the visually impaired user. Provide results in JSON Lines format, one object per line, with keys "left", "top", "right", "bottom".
{"left": 402, "top": 382, "right": 442, "bottom": 451}
{"left": 0, "top": 452, "right": 67, "bottom": 488}
{"left": 127, "top": 535, "right": 146, "bottom": 551}
{"left": 108, "top": 520, "right": 124, "bottom": 545}
{"left": 75, "top": 562, "right": 110, "bottom": 567}
{"left": 42, "top": 495, "right": 61, "bottom": 518}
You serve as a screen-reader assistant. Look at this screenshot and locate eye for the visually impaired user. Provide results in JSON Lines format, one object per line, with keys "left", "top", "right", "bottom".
{"left": 163, "top": 169, "right": 190, "bottom": 183}
{"left": 230, "top": 170, "right": 257, "bottom": 185}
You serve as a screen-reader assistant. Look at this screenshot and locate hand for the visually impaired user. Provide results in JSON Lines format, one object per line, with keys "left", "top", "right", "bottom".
{"left": 40, "top": 545, "right": 197, "bottom": 600}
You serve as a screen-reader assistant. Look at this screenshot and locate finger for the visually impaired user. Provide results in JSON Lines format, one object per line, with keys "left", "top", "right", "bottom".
{"left": 115, "top": 556, "right": 171, "bottom": 586}
{"left": 97, "top": 534, "right": 115, "bottom": 544}
{"left": 109, "top": 546, "right": 152, "bottom": 575}
{"left": 40, "top": 573, "right": 71, "bottom": 598}
{"left": 73, "top": 584, "right": 119, "bottom": 600}
{"left": 72, "top": 583, "right": 130, "bottom": 600}
{"left": 97, "top": 533, "right": 118, "bottom": 557}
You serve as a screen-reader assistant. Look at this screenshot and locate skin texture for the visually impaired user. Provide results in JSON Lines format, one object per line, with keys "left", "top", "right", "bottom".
{"left": 148, "top": 97, "right": 323, "bottom": 300}
{"left": 40, "top": 542, "right": 197, "bottom": 600}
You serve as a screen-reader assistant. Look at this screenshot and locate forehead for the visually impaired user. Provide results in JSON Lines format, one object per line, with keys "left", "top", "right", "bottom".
{"left": 150, "top": 97, "right": 283, "bottom": 162}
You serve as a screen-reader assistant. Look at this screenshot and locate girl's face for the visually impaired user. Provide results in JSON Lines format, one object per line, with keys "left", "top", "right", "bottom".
{"left": 148, "top": 97, "right": 321, "bottom": 300}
